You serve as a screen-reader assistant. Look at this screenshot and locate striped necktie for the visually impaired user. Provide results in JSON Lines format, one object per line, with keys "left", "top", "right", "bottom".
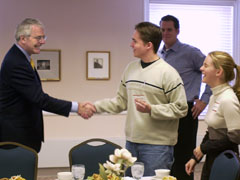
{"left": 30, "top": 58, "right": 35, "bottom": 69}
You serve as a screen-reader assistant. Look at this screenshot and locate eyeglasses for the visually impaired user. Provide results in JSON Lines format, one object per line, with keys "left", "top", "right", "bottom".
{"left": 30, "top": 35, "right": 47, "bottom": 41}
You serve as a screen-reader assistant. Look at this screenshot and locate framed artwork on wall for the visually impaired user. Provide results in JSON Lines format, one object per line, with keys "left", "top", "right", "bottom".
{"left": 86, "top": 51, "right": 110, "bottom": 80}
{"left": 32, "top": 49, "right": 61, "bottom": 81}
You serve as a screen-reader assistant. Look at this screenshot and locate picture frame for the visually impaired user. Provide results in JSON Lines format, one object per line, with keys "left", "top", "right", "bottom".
{"left": 86, "top": 51, "right": 110, "bottom": 80}
{"left": 32, "top": 49, "right": 61, "bottom": 81}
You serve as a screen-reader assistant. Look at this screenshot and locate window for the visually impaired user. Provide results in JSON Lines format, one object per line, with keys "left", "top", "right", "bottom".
{"left": 144, "top": 0, "right": 240, "bottom": 118}
{"left": 148, "top": 3, "right": 233, "bottom": 55}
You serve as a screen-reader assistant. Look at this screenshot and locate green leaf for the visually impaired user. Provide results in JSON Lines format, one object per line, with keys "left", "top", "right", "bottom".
{"left": 87, "top": 176, "right": 94, "bottom": 180}
{"left": 99, "top": 164, "right": 107, "bottom": 180}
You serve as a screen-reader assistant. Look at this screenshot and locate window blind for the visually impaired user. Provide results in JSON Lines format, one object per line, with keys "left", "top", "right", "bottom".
{"left": 149, "top": 3, "right": 234, "bottom": 56}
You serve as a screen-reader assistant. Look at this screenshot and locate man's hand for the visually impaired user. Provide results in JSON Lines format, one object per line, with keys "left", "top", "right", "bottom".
{"left": 78, "top": 102, "right": 96, "bottom": 119}
{"left": 135, "top": 98, "right": 151, "bottom": 113}
{"left": 191, "top": 99, "right": 207, "bottom": 119}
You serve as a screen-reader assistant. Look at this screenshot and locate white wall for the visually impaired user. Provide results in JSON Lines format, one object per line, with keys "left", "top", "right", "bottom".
{"left": 0, "top": 0, "right": 144, "bottom": 139}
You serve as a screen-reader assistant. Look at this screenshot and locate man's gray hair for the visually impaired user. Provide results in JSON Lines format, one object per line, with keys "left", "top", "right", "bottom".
{"left": 15, "top": 18, "right": 44, "bottom": 41}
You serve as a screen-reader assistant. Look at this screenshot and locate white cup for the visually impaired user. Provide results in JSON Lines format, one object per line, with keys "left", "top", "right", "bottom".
{"left": 154, "top": 169, "right": 170, "bottom": 179}
{"left": 57, "top": 172, "right": 73, "bottom": 180}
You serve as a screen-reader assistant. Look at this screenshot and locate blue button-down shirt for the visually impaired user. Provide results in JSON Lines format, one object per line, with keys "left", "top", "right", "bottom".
{"left": 160, "top": 39, "right": 211, "bottom": 103}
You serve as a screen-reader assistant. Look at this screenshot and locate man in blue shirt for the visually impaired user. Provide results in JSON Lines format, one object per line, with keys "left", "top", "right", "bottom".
{"left": 159, "top": 15, "right": 211, "bottom": 180}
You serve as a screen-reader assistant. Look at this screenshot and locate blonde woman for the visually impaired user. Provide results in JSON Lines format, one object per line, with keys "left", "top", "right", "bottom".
{"left": 185, "top": 51, "right": 240, "bottom": 180}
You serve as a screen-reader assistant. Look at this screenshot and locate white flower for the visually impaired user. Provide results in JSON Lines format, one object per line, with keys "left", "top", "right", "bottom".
{"left": 128, "top": 157, "right": 137, "bottom": 164}
{"left": 113, "top": 148, "right": 137, "bottom": 165}
{"left": 114, "top": 148, "right": 131, "bottom": 159}
{"left": 121, "top": 149, "right": 131, "bottom": 159}
{"left": 100, "top": 148, "right": 137, "bottom": 178}
{"left": 109, "top": 154, "right": 118, "bottom": 163}
{"left": 104, "top": 161, "right": 121, "bottom": 172}
{"left": 114, "top": 149, "right": 122, "bottom": 158}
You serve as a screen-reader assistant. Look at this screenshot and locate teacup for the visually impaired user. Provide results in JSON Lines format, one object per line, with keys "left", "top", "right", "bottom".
{"left": 154, "top": 169, "right": 170, "bottom": 179}
{"left": 57, "top": 172, "right": 73, "bottom": 180}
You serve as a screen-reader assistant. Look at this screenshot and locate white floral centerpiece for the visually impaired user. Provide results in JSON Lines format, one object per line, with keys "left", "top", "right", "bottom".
{"left": 87, "top": 148, "right": 137, "bottom": 180}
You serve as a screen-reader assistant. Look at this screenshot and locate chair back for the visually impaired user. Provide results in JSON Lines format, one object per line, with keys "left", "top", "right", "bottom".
{"left": 209, "top": 150, "right": 240, "bottom": 180}
{"left": 69, "top": 138, "right": 122, "bottom": 178}
{"left": 0, "top": 142, "right": 38, "bottom": 180}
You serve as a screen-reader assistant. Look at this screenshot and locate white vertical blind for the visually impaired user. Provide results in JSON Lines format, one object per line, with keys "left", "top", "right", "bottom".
{"left": 149, "top": 3, "right": 234, "bottom": 56}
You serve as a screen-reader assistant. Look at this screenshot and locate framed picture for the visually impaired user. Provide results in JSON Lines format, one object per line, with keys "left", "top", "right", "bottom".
{"left": 86, "top": 51, "right": 110, "bottom": 80}
{"left": 32, "top": 49, "right": 61, "bottom": 81}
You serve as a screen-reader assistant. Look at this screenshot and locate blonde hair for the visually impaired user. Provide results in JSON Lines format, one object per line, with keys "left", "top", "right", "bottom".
{"left": 208, "top": 51, "right": 240, "bottom": 101}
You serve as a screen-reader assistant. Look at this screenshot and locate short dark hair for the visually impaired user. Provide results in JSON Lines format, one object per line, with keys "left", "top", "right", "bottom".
{"left": 160, "top": 15, "right": 180, "bottom": 29}
{"left": 135, "top": 22, "right": 162, "bottom": 53}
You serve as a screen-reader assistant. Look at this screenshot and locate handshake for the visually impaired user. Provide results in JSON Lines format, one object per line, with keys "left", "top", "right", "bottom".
{"left": 77, "top": 102, "right": 96, "bottom": 119}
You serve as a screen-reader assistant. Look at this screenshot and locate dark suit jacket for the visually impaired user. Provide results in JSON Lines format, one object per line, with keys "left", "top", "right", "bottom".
{"left": 0, "top": 44, "right": 72, "bottom": 150}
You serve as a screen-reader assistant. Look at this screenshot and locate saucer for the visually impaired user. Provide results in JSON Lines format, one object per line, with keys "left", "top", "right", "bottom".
{"left": 152, "top": 176, "right": 162, "bottom": 180}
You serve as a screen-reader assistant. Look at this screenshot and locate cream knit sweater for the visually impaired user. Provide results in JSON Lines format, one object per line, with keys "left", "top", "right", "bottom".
{"left": 205, "top": 83, "right": 240, "bottom": 144}
{"left": 94, "top": 59, "right": 188, "bottom": 145}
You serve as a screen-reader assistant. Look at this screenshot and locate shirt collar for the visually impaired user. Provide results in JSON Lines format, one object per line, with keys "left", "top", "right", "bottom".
{"left": 15, "top": 43, "right": 31, "bottom": 62}
{"left": 161, "top": 39, "right": 181, "bottom": 54}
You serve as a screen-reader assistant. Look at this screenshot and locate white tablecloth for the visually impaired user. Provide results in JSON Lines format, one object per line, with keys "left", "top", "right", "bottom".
{"left": 124, "top": 177, "right": 153, "bottom": 180}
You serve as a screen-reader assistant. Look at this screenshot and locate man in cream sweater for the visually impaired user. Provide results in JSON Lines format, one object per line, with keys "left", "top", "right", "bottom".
{"left": 87, "top": 22, "right": 188, "bottom": 176}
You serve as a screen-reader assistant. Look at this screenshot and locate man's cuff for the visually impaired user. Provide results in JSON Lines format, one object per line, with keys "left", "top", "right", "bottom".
{"left": 71, "top": 101, "right": 78, "bottom": 112}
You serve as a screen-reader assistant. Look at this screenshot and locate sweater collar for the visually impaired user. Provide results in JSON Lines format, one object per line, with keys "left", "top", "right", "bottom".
{"left": 211, "top": 83, "right": 231, "bottom": 96}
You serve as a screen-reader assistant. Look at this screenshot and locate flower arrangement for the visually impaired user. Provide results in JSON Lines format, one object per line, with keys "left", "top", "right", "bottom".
{"left": 87, "top": 148, "right": 137, "bottom": 180}
{"left": 9, "top": 176, "right": 26, "bottom": 180}
{"left": 0, "top": 175, "right": 26, "bottom": 180}
{"left": 162, "top": 176, "right": 177, "bottom": 180}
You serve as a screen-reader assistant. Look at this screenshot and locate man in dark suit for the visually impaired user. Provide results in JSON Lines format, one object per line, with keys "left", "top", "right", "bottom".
{"left": 0, "top": 18, "right": 95, "bottom": 153}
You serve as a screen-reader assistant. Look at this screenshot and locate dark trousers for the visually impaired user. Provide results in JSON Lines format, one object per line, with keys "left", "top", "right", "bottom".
{"left": 171, "top": 102, "right": 198, "bottom": 180}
